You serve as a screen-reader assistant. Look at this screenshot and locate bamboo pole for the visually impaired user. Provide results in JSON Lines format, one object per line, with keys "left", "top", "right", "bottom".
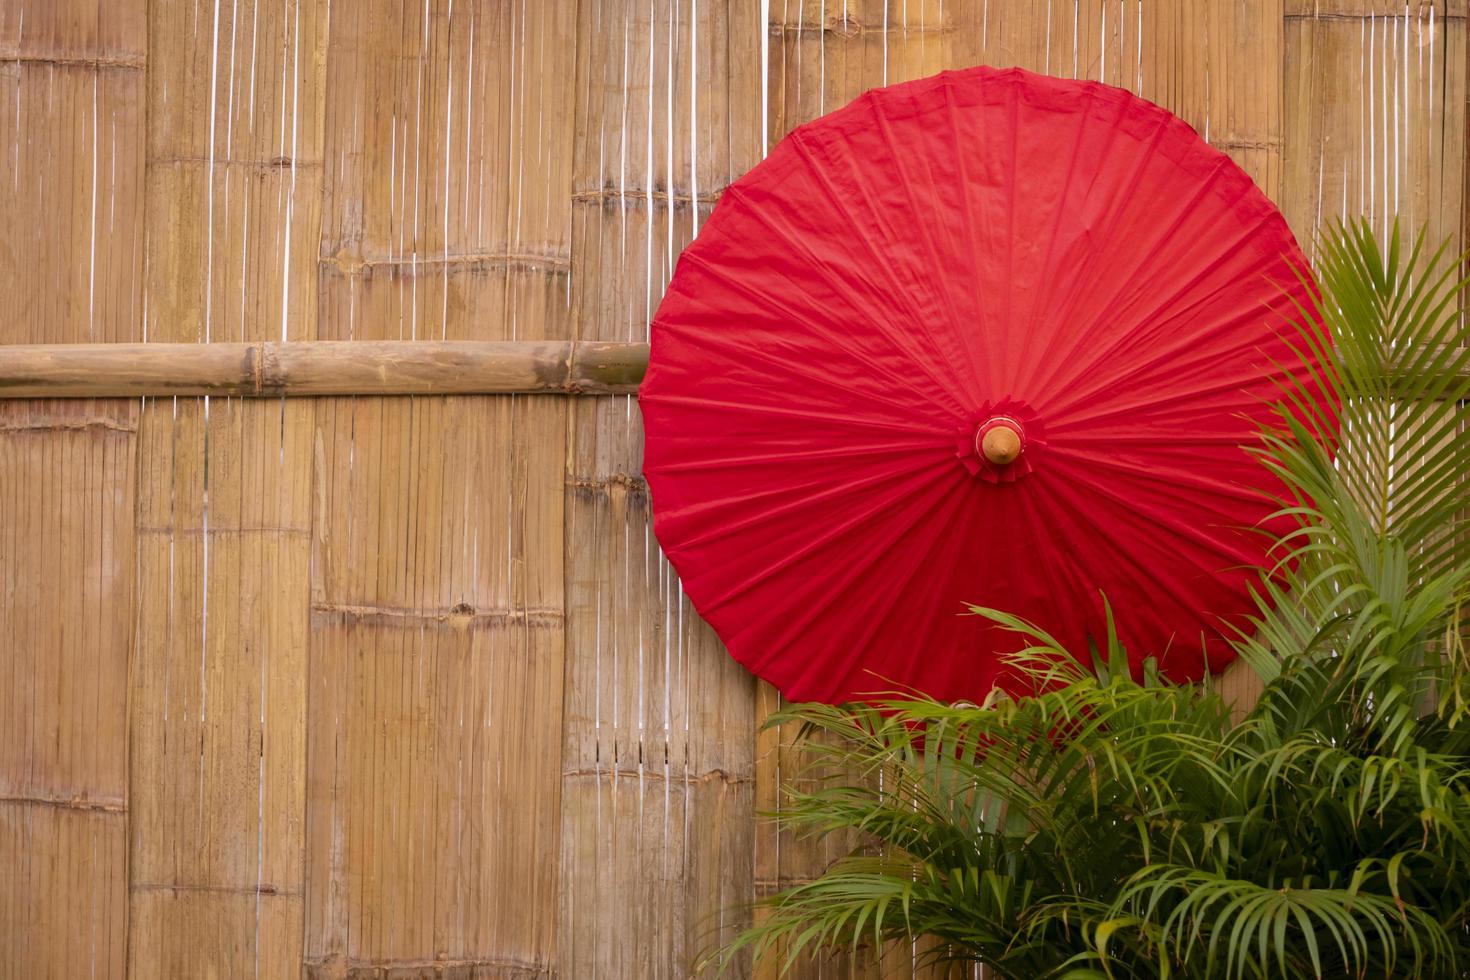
{"left": 0, "top": 341, "right": 649, "bottom": 398}
{"left": 1, "top": 340, "right": 1465, "bottom": 400}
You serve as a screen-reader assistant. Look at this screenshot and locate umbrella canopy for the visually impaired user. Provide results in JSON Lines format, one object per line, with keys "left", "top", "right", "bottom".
{"left": 640, "top": 66, "right": 1324, "bottom": 705}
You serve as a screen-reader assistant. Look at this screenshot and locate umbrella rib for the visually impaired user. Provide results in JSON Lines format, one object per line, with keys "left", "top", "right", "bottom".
{"left": 1048, "top": 363, "right": 1294, "bottom": 430}
{"left": 1011, "top": 106, "right": 1178, "bottom": 396}
{"left": 893, "top": 484, "right": 1013, "bottom": 697}
{"left": 1050, "top": 446, "right": 1266, "bottom": 500}
{"left": 644, "top": 390, "right": 938, "bottom": 436}
{"left": 722, "top": 179, "right": 971, "bottom": 416}
{"left": 999, "top": 80, "right": 1019, "bottom": 400}
{"left": 1031, "top": 476, "right": 1240, "bottom": 665}
{"left": 782, "top": 135, "right": 975, "bottom": 411}
{"left": 1023, "top": 157, "right": 1233, "bottom": 397}
{"left": 1047, "top": 280, "right": 1277, "bottom": 415}
{"left": 790, "top": 494, "right": 990, "bottom": 702}
{"left": 723, "top": 176, "right": 942, "bottom": 351}
{"left": 1040, "top": 206, "right": 1287, "bottom": 402}
{"left": 664, "top": 249, "right": 954, "bottom": 418}
{"left": 648, "top": 438, "right": 944, "bottom": 476}
{"left": 1076, "top": 261, "right": 1292, "bottom": 407}
{"left": 651, "top": 318, "right": 940, "bottom": 425}
{"left": 732, "top": 470, "right": 987, "bottom": 696}
{"left": 683, "top": 463, "right": 962, "bottom": 614}
{"left": 653, "top": 461, "right": 945, "bottom": 549}
{"left": 1047, "top": 430, "right": 1269, "bottom": 447}
{"left": 1047, "top": 454, "right": 1271, "bottom": 569}
{"left": 1008, "top": 475, "right": 1112, "bottom": 659}
{"left": 1012, "top": 83, "right": 1114, "bottom": 394}
{"left": 941, "top": 77, "right": 998, "bottom": 398}
{"left": 1047, "top": 304, "right": 1307, "bottom": 424}
{"left": 865, "top": 92, "right": 988, "bottom": 399}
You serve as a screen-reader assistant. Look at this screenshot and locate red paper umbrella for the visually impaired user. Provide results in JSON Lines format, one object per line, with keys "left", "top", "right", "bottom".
{"left": 640, "top": 66, "right": 1324, "bottom": 705}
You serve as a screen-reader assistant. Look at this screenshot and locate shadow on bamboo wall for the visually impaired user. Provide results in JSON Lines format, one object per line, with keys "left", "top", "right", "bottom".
{"left": 0, "top": 1, "right": 1463, "bottom": 978}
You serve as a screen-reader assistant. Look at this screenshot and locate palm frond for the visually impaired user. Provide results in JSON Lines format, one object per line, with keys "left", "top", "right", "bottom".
{"left": 711, "top": 219, "right": 1470, "bottom": 979}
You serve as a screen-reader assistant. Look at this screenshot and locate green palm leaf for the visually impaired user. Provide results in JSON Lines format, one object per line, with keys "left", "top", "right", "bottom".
{"left": 707, "top": 220, "right": 1470, "bottom": 979}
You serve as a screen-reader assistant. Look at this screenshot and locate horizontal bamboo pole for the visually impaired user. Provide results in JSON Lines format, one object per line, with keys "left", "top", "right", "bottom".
{"left": 0, "top": 341, "right": 1464, "bottom": 400}
{"left": 0, "top": 341, "right": 650, "bottom": 398}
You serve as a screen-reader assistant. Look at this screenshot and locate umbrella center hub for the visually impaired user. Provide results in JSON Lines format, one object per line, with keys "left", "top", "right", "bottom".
{"left": 976, "top": 416, "right": 1025, "bottom": 466}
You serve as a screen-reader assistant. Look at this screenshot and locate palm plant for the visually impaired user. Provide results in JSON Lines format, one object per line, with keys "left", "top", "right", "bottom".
{"left": 712, "top": 220, "right": 1470, "bottom": 979}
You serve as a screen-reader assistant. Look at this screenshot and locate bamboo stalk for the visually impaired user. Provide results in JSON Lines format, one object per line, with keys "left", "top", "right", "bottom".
{"left": 0, "top": 341, "right": 649, "bottom": 398}
{"left": 2, "top": 340, "right": 1465, "bottom": 400}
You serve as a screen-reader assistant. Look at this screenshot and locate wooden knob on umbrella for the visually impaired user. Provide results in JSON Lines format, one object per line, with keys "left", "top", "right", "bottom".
{"left": 980, "top": 422, "right": 1023, "bottom": 466}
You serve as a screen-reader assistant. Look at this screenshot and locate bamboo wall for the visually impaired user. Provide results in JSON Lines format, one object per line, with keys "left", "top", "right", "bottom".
{"left": 0, "top": 1, "right": 1464, "bottom": 977}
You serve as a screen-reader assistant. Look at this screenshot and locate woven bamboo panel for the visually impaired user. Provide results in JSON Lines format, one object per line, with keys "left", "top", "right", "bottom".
{"left": 304, "top": 4, "right": 575, "bottom": 977}
{"left": 0, "top": 2, "right": 1463, "bottom": 978}
{"left": 0, "top": 2, "right": 145, "bottom": 977}
{"left": 562, "top": 4, "right": 763, "bottom": 975}
{"left": 0, "top": 401, "right": 135, "bottom": 980}
{"left": 123, "top": 1, "right": 325, "bottom": 973}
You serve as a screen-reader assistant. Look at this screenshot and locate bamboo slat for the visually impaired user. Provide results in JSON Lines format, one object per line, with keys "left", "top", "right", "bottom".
{"left": 1283, "top": 0, "right": 1466, "bottom": 254}
{"left": 314, "top": 2, "right": 574, "bottom": 347}
{"left": 0, "top": 5, "right": 146, "bottom": 346}
{"left": 0, "top": 401, "right": 136, "bottom": 980}
{"left": 141, "top": 0, "right": 326, "bottom": 347}
{"left": 125, "top": 1, "right": 328, "bottom": 974}
{"left": 304, "top": 395, "right": 566, "bottom": 978}
{"left": 303, "top": 4, "right": 575, "bottom": 977}
{"left": 0, "top": 341, "right": 649, "bottom": 398}
{"left": 0, "top": 1, "right": 146, "bottom": 976}
{"left": 767, "top": 0, "right": 950, "bottom": 149}
{"left": 560, "top": 2, "right": 763, "bottom": 977}
{"left": 129, "top": 399, "right": 312, "bottom": 978}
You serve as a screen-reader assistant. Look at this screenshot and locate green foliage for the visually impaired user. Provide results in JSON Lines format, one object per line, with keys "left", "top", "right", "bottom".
{"left": 711, "top": 221, "right": 1470, "bottom": 979}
